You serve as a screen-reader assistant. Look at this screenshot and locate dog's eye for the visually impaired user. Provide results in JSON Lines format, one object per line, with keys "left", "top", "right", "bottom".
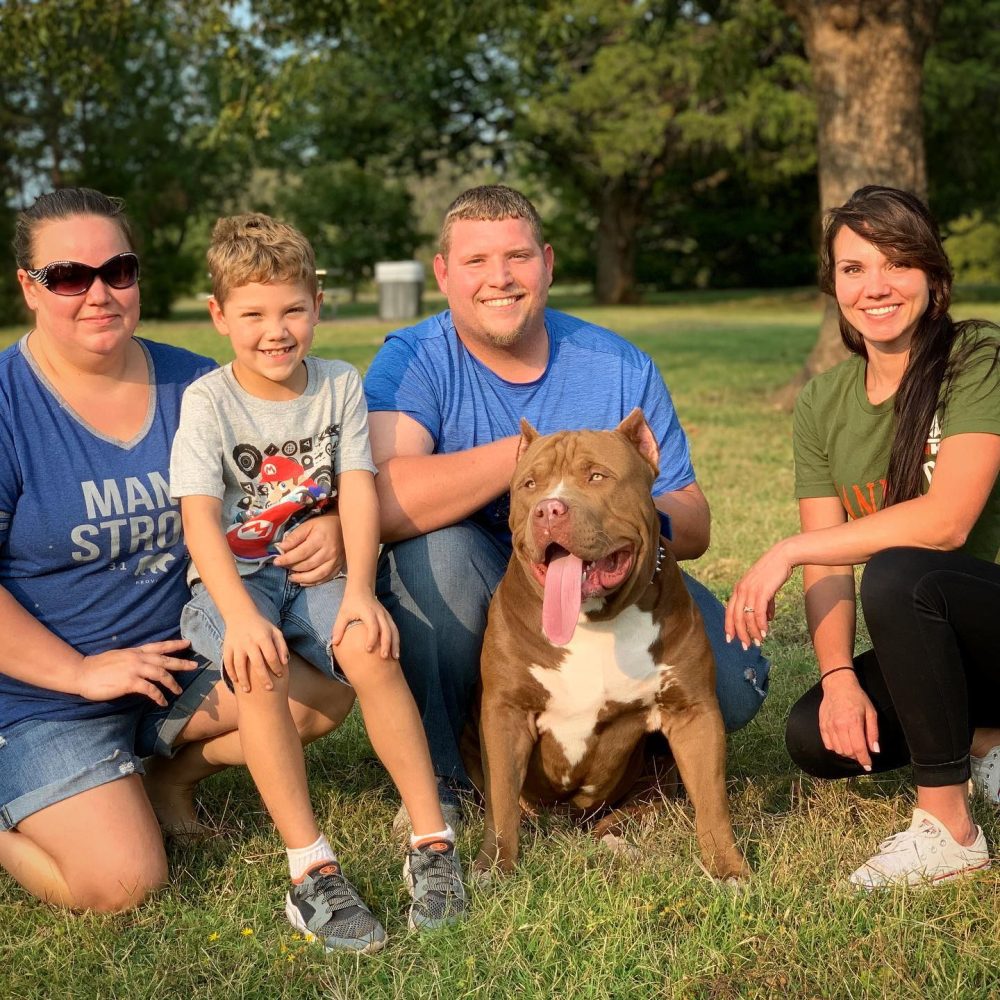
{"left": 589, "top": 471, "right": 605, "bottom": 482}
{"left": 523, "top": 477, "right": 536, "bottom": 489}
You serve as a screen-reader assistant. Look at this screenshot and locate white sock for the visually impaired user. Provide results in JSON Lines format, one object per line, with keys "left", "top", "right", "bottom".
{"left": 287, "top": 833, "right": 337, "bottom": 881}
{"left": 410, "top": 824, "right": 455, "bottom": 850}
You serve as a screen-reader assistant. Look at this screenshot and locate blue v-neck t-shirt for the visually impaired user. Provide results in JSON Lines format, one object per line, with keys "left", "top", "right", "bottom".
{"left": 364, "top": 308, "right": 694, "bottom": 538}
{"left": 0, "top": 336, "right": 214, "bottom": 726}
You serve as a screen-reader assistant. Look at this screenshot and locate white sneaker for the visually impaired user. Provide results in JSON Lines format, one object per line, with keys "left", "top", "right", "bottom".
{"left": 970, "top": 746, "right": 1000, "bottom": 806}
{"left": 849, "top": 808, "right": 991, "bottom": 890}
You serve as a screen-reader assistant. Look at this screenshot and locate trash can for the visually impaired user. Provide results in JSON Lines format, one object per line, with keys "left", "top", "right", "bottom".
{"left": 374, "top": 261, "right": 424, "bottom": 321}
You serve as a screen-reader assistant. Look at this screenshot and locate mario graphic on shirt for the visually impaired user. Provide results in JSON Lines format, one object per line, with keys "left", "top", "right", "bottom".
{"left": 226, "top": 455, "right": 330, "bottom": 561}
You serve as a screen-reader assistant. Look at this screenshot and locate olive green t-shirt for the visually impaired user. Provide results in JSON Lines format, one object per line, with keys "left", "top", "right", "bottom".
{"left": 793, "top": 335, "right": 1000, "bottom": 564}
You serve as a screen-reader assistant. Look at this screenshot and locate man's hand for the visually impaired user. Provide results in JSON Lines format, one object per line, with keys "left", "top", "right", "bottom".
{"left": 274, "top": 513, "right": 345, "bottom": 585}
{"left": 78, "top": 638, "right": 198, "bottom": 707}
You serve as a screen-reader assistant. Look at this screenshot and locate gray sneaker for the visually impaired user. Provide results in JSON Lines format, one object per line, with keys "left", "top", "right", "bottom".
{"left": 403, "top": 840, "right": 468, "bottom": 931}
{"left": 285, "top": 861, "right": 387, "bottom": 954}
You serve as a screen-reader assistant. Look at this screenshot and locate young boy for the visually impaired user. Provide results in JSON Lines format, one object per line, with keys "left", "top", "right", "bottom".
{"left": 169, "top": 213, "right": 466, "bottom": 953}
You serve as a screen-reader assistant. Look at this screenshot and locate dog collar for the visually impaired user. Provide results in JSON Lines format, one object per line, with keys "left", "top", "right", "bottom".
{"left": 651, "top": 542, "right": 666, "bottom": 583}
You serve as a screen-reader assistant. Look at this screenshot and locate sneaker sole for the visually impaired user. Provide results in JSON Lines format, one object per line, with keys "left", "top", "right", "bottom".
{"left": 851, "top": 857, "right": 992, "bottom": 891}
{"left": 284, "top": 893, "right": 387, "bottom": 954}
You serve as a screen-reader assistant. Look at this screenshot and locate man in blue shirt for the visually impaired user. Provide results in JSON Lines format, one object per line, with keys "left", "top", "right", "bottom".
{"left": 365, "top": 185, "right": 768, "bottom": 820}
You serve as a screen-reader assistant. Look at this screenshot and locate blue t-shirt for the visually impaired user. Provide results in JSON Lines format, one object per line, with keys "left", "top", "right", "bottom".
{"left": 364, "top": 308, "right": 694, "bottom": 537}
{"left": 0, "top": 337, "right": 215, "bottom": 727}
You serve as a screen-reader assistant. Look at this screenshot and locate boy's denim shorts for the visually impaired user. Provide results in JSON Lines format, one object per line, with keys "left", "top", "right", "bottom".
{"left": 0, "top": 651, "right": 221, "bottom": 831}
{"left": 180, "top": 562, "right": 350, "bottom": 686}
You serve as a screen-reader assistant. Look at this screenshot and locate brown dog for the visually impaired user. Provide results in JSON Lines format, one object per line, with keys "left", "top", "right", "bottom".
{"left": 469, "top": 409, "right": 748, "bottom": 880}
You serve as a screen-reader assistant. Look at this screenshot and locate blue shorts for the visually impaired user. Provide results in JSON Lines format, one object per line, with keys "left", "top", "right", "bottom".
{"left": 0, "top": 652, "right": 221, "bottom": 831}
{"left": 180, "top": 562, "right": 350, "bottom": 686}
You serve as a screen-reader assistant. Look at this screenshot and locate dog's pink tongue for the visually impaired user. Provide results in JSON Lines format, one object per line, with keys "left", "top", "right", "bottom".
{"left": 542, "top": 551, "right": 583, "bottom": 646}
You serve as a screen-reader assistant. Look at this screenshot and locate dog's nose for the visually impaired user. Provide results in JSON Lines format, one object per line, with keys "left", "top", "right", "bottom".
{"left": 533, "top": 498, "right": 568, "bottom": 527}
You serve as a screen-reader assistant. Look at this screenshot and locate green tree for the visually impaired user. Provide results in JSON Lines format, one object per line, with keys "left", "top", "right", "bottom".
{"left": 924, "top": 0, "right": 1000, "bottom": 225}
{"left": 278, "top": 163, "right": 423, "bottom": 300}
{"left": 0, "top": 0, "right": 273, "bottom": 316}
{"left": 243, "top": 0, "right": 516, "bottom": 298}
{"left": 505, "top": 0, "right": 815, "bottom": 303}
{"left": 258, "top": 0, "right": 513, "bottom": 174}
{"left": 774, "top": 0, "right": 943, "bottom": 405}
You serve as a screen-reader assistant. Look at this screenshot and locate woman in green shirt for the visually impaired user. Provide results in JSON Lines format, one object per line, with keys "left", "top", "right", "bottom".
{"left": 727, "top": 186, "right": 1000, "bottom": 889}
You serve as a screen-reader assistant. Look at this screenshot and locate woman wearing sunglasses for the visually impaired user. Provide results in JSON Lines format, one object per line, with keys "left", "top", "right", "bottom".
{"left": 0, "top": 188, "right": 354, "bottom": 912}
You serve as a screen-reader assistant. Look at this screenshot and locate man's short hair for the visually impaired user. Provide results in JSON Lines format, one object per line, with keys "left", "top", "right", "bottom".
{"left": 207, "top": 213, "right": 317, "bottom": 305}
{"left": 439, "top": 185, "right": 545, "bottom": 257}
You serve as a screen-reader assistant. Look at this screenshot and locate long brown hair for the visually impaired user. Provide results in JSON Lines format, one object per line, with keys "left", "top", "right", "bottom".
{"left": 819, "top": 185, "right": 999, "bottom": 506}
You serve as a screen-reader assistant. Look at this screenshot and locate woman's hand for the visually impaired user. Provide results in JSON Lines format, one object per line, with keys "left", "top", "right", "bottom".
{"left": 78, "top": 638, "right": 197, "bottom": 707}
{"left": 332, "top": 588, "right": 400, "bottom": 660}
{"left": 222, "top": 612, "right": 288, "bottom": 694}
{"left": 274, "top": 513, "right": 345, "bottom": 586}
{"left": 725, "top": 541, "right": 793, "bottom": 648}
{"left": 818, "top": 671, "right": 880, "bottom": 772}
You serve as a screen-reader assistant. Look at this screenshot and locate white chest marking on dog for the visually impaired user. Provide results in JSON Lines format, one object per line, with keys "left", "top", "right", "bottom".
{"left": 529, "top": 604, "right": 673, "bottom": 768}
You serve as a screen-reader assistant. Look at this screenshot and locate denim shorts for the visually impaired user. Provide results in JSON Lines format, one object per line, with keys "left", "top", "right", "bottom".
{"left": 0, "top": 652, "right": 221, "bottom": 831}
{"left": 180, "top": 562, "right": 350, "bottom": 685}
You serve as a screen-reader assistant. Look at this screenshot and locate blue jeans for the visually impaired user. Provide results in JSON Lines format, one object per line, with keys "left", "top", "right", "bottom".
{"left": 181, "top": 562, "right": 350, "bottom": 685}
{"left": 0, "top": 652, "right": 219, "bottom": 830}
{"left": 376, "top": 521, "right": 770, "bottom": 787}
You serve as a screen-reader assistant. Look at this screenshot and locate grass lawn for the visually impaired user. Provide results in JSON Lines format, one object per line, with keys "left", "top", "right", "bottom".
{"left": 2, "top": 288, "right": 1000, "bottom": 999}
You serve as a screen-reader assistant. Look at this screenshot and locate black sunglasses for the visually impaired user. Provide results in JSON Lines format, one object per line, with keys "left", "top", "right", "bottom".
{"left": 26, "top": 252, "right": 140, "bottom": 296}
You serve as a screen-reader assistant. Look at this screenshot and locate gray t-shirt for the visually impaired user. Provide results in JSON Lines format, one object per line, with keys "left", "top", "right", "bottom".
{"left": 170, "top": 356, "right": 377, "bottom": 578}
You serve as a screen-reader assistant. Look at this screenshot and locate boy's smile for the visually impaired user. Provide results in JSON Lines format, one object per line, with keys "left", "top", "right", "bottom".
{"left": 209, "top": 281, "right": 322, "bottom": 400}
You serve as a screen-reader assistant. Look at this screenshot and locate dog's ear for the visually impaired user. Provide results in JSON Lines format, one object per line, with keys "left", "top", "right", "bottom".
{"left": 616, "top": 408, "right": 660, "bottom": 474}
{"left": 517, "top": 418, "right": 539, "bottom": 463}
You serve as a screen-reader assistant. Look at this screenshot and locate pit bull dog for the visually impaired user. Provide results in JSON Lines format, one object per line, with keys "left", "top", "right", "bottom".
{"left": 470, "top": 409, "right": 748, "bottom": 881}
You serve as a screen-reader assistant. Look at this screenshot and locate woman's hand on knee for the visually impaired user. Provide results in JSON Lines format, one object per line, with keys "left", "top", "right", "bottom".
{"left": 79, "top": 639, "right": 197, "bottom": 706}
{"left": 818, "top": 676, "right": 879, "bottom": 772}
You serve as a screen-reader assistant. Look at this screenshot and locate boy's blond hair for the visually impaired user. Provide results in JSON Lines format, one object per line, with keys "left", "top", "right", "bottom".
{"left": 207, "top": 213, "right": 318, "bottom": 305}
{"left": 438, "top": 185, "right": 545, "bottom": 258}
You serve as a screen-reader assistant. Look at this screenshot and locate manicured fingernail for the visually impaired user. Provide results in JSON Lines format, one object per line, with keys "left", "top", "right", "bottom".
{"left": 725, "top": 633, "right": 732, "bottom": 644}
{"left": 761, "top": 629, "right": 768, "bottom": 640}
{"left": 741, "top": 642, "right": 748, "bottom": 652}
{"left": 753, "top": 639, "right": 761, "bottom": 648}
{"left": 873, "top": 742, "right": 880, "bottom": 754}
{"left": 863, "top": 764, "right": 871, "bottom": 772}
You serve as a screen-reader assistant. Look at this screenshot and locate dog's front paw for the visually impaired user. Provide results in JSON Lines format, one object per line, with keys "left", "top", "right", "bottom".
{"left": 470, "top": 863, "right": 494, "bottom": 886}
{"left": 473, "top": 851, "right": 515, "bottom": 879}
{"left": 599, "top": 833, "right": 643, "bottom": 862}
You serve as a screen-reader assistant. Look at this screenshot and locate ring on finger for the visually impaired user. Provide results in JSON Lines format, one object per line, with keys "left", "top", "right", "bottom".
{"left": 742, "top": 606, "right": 755, "bottom": 614}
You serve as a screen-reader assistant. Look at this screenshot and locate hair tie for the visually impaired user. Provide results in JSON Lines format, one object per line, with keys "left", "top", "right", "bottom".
{"left": 820, "top": 665, "right": 856, "bottom": 687}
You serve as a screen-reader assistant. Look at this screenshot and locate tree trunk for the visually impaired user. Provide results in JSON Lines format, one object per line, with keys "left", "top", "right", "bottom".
{"left": 773, "top": 0, "right": 942, "bottom": 409}
{"left": 595, "top": 179, "right": 642, "bottom": 305}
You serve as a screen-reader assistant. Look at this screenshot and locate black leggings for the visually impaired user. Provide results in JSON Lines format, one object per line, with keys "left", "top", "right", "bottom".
{"left": 785, "top": 547, "right": 1000, "bottom": 787}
